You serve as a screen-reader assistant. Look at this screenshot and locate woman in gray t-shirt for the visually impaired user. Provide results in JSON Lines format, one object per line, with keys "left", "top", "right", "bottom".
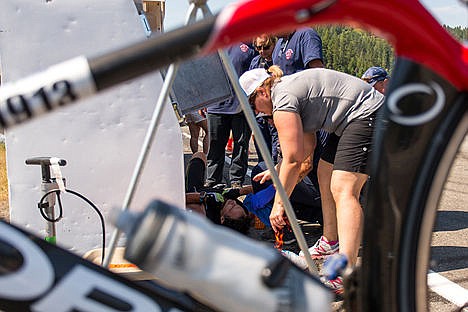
{"left": 239, "top": 66, "right": 384, "bottom": 274}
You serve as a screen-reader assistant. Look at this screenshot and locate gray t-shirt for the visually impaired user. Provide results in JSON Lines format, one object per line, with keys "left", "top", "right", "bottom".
{"left": 272, "top": 68, "right": 384, "bottom": 136}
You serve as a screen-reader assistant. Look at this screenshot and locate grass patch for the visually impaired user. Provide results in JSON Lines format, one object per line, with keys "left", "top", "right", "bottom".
{"left": 0, "top": 142, "right": 9, "bottom": 221}
{"left": 0, "top": 143, "right": 8, "bottom": 201}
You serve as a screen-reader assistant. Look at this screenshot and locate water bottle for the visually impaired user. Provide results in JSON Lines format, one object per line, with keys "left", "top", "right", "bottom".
{"left": 113, "top": 199, "right": 332, "bottom": 312}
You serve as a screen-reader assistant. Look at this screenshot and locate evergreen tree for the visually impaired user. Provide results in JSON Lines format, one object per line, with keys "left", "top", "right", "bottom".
{"left": 444, "top": 25, "right": 468, "bottom": 42}
{"left": 315, "top": 24, "right": 467, "bottom": 78}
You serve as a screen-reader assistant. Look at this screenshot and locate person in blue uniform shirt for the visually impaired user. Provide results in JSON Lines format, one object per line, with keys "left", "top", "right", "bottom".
{"left": 271, "top": 27, "right": 326, "bottom": 186}
{"left": 204, "top": 42, "right": 257, "bottom": 189}
{"left": 272, "top": 27, "right": 324, "bottom": 74}
{"left": 249, "top": 34, "right": 279, "bottom": 164}
{"left": 269, "top": 26, "right": 332, "bottom": 248}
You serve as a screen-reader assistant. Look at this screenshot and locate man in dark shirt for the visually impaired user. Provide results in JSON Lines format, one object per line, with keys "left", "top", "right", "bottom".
{"left": 204, "top": 43, "right": 257, "bottom": 189}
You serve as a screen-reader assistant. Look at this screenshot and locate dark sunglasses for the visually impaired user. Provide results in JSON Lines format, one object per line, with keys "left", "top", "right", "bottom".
{"left": 255, "top": 44, "right": 271, "bottom": 51}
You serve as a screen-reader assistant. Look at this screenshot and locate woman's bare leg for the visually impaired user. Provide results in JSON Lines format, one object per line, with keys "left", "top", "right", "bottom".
{"left": 318, "top": 159, "right": 338, "bottom": 241}
{"left": 188, "top": 122, "right": 201, "bottom": 154}
{"left": 331, "top": 170, "right": 368, "bottom": 267}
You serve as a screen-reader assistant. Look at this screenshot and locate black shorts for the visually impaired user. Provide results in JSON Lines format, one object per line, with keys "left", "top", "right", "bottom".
{"left": 320, "top": 133, "right": 340, "bottom": 164}
{"left": 320, "top": 113, "right": 377, "bottom": 174}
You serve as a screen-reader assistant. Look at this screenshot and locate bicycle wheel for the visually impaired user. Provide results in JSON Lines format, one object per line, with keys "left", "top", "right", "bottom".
{"left": 423, "top": 137, "right": 468, "bottom": 311}
{"left": 360, "top": 58, "right": 468, "bottom": 312}
{"left": 409, "top": 117, "right": 467, "bottom": 311}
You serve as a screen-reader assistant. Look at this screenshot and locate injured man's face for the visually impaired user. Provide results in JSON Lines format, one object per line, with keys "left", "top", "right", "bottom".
{"left": 220, "top": 199, "right": 247, "bottom": 222}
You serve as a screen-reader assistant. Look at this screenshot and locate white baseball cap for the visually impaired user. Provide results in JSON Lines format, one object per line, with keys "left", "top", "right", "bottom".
{"left": 239, "top": 68, "right": 270, "bottom": 97}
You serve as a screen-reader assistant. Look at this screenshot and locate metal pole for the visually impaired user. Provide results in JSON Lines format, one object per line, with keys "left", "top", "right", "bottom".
{"left": 105, "top": 0, "right": 317, "bottom": 275}
{"left": 103, "top": 63, "right": 180, "bottom": 267}
{"left": 218, "top": 54, "right": 318, "bottom": 274}
{"left": 194, "top": 0, "right": 316, "bottom": 273}
{"left": 103, "top": 3, "right": 199, "bottom": 268}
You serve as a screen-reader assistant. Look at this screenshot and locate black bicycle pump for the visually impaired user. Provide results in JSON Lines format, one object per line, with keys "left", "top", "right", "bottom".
{"left": 25, "top": 157, "right": 67, "bottom": 244}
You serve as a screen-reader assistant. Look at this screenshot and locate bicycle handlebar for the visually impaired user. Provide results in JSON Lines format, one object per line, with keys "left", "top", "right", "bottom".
{"left": 0, "top": 0, "right": 466, "bottom": 131}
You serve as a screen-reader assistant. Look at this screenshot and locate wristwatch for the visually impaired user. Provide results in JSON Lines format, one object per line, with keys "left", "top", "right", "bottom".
{"left": 199, "top": 191, "right": 206, "bottom": 204}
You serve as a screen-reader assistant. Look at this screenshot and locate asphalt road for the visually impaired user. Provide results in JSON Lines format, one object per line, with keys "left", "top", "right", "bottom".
{"left": 428, "top": 138, "right": 468, "bottom": 311}
{"left": 181, "top": 125, "right": 468, "bottom": 311}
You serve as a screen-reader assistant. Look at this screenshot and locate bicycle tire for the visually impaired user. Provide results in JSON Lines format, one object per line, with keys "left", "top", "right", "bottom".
{"left": 411, "top": 105, "right": 467, "bottom": 311}
{"left": 360, "top": 58, "right": 468, "bottom": 312}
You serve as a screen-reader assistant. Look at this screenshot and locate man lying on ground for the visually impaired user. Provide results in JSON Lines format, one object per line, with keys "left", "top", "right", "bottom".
{"left": 184, "top": 152, "right": 322, "bottom": 239}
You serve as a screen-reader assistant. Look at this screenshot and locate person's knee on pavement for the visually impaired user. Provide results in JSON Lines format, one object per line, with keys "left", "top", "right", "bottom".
{"left": 185, "top": 152, "right": 208, "bottom": 192}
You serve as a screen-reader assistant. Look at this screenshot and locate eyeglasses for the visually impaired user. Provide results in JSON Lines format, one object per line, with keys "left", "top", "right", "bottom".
{"left": 255, "top": 44, "right": 271, "bottom": 51}
{"left": 248, "top": 91, "right": 257, "bottom": 110}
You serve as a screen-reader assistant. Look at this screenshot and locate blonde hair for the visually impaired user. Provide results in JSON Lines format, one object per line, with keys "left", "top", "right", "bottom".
{"left": 267, "top": 65, "right": 283, "bottom": 80}
{"left": 258, "top": 65, "right": 283, "bottom": 97}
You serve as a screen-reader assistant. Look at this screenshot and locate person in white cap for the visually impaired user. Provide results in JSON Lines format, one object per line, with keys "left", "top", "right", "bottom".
{"left": 239, "top": 65, "right": 384, "bottom": 293}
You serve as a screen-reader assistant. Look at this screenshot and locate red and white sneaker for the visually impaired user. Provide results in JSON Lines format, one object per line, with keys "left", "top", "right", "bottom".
{"left": 300, "top": 236, "right": 339, "bottom": 259}
{"left": 323, "top": 276, "right": 344, "bottom": 295}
